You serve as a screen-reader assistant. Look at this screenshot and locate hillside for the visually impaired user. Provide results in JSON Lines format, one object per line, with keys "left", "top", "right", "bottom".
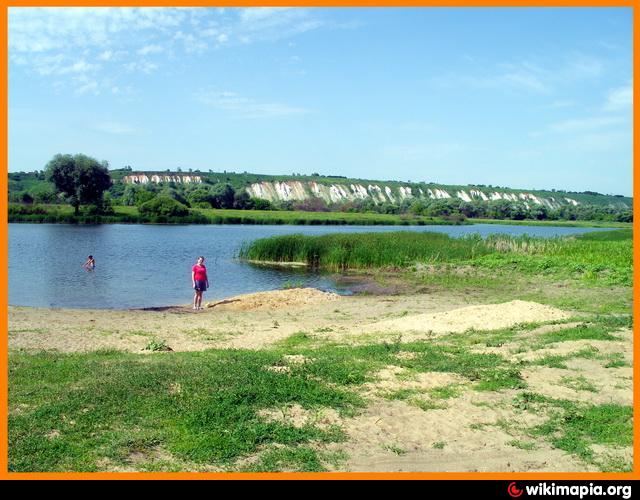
{"left": 108, "top": 170, "right": 631, "bottom": 210}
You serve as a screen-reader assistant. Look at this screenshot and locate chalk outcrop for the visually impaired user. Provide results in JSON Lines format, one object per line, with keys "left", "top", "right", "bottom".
{"left": 123, "top": 174, "right": 202, "bottom": 185}
{"left": 118, "top": 173, "right": 603, "bottom": 209}
{"left": 242, "top": 181, "right": 581, "bottom": 209}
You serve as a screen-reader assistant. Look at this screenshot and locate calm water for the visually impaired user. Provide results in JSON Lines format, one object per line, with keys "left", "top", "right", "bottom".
{"left": 9, "top": 223, "right": 610, "bottom": 309}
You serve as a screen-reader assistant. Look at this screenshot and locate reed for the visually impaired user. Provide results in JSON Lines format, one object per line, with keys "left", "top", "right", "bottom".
{"left": 239, "top": 230, "right": 632, "bottom": 284}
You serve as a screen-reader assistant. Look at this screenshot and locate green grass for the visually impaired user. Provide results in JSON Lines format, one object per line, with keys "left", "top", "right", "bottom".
{"left": 10, "top": 337, "right": 530, "bottom": 472}
{"left": 532, "top": 402, "right": 633, "bottom": 464}
{"left": 9, "top": 203, "right": 457, "bottom": 226}
{"left": 469, "top": 218, "right": 631, "bottom": 229}
{"left": 382, "top": 444, "right": 407, "bottom": 455}
{"left": 9, "top": 349, "right": 361, "bottom": 472}
{"left": 239, "top": 446, "right": 338, "bottom": 472}
{"left": 508, "top": 440, "right": 537, "bottom": 450}
{"left": 11, "top": 202, "right": 631, "bottom": 228}
{"left": 511, "top": 393, "right": 633, "bottom": 471}
{"left": 559, "top": 375, "right": 598, "bottom": 393}
{"left": 534, "top": 323, "right": 622, "bottom": 347}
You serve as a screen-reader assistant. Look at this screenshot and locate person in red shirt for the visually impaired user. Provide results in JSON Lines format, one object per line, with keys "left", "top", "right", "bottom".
{"left": 191, "top": 256, "right": 209, "bottom": 310}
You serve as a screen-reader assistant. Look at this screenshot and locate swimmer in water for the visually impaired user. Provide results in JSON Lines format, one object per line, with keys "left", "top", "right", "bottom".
{"left": 82, "top": 255, "right": 96, "bottom": 271}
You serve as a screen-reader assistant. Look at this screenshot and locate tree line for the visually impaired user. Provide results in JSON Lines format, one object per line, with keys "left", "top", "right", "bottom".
{"left": 8, "top": 153, "right": 633, "bottom": 223}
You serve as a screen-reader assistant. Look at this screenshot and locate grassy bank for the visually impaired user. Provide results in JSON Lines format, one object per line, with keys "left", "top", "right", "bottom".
{"left": 468, "top": 218, "right": 631, "bottom": 229}
{"left": 8, "top": 204, "right": 461, "bottom": 226}
{"left": 9, "top": 203, "right": 630, "bottom": 227}
{"left": 239, "top": 229, "right": 632, "bottom": 286}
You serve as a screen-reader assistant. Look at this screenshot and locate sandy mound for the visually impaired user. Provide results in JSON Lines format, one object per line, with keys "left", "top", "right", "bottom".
{"left": 367, "top": 300, "right": 572, "bottom": 337}
{"left": 205, "top": 287, "right": 340, "bottom": 311}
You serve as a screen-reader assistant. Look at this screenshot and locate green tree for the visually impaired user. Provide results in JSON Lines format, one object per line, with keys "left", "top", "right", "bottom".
{"left": 45, "top": 154, "right": 112, "bottom": 215}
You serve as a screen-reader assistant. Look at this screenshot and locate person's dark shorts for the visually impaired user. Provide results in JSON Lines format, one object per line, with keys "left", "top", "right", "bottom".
{"left": 194, "top": 280, "right": 207, "bottom": 292}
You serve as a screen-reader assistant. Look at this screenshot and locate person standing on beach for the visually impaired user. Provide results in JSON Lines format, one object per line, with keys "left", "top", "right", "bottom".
{"left": 82, "top": 255, "right": 96, "bottom": 271}
{"left": 191, "top": 256, "right": 209, "bottom": 310}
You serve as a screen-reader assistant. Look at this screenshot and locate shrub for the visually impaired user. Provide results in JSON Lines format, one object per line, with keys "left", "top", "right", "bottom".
{"left": 138, "top": 196, "right": 190, "bottom": 217}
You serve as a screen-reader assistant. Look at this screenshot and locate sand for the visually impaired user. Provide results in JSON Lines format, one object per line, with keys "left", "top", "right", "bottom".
{"left": 9, "top": 291, "right": 575, "bottom": 353}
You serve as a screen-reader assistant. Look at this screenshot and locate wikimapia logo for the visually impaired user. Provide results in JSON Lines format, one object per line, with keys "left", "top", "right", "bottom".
{"left": 507, "top": 482, "right": 632, "bottom": 499}
{"left": 508, "top": 482, "right": 524, "bottom": 498}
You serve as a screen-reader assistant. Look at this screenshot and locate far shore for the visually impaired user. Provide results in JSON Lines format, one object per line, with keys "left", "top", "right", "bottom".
{"left": 8, "top": 203, "right": 632, "bottom": 228}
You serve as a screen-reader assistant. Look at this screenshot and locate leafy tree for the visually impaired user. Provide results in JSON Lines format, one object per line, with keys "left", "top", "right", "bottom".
{"left": 135, "top": 189, "right": 156, "bottom": 207}
{"left": 45, "top": 154, "right": 111, "bottom": 215}
{"left": 187, "top": 187, "right": 215, "bottom": 208}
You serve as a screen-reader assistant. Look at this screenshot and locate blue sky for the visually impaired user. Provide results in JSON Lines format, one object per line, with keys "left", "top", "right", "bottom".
{"left": 9, "top": 7, "right": 633, "bottom": 196}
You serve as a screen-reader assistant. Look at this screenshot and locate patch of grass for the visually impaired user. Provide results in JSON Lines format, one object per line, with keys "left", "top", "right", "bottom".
{"left": 604, "top": 353, "right": 629, "bottom": 369}
{"left": 534, "top": 323, "right": 621, "bottom": 347}
{"left": 391, "top": 343, "right": 525, "bottom": 391}
{"left": 411, "top": 399, "right": 447, "bottom": 411}
{"left": 430, "top": 385, "right": 462, "bottom": 400}
{"left": 533, "top": 355, "right": 568, "bottom": 369}
{"left": 531, "top": 402, "right": 633, "bottom": 464}
{"left": 597, "top": 455, "right": 633, "bottom": 473}
{"left": 513, "top": 392, "right": 553, "bottom": 412}
{"left": 276, "top": 331, "right": 315, "bottom": 350}
{"left": 446, "top": 325, "right": 522, "bottom": 348}
{"left": 127, "top": 330, "right": 155, "bottom": 338}
{"left": 281, "top": 280, "right": 305, "bottom": 290}
{"left": 573, "top": 346, "right": 601, "bottom": 360}
{"left": 9, "top": 349, "right": 362, "bottom": 472}
{"left": 508, "top": 440, "right": 537, "bottom": 451}
{"left": 531, "top": 346, "right": 604, "bottom": 369}
{"left": 10, "top": 328, "right": 50, "bottom": 335}
{"left": 240, "top": 446, "right": 329, "bottom": 472}
{"left": 381, "top": 389, "right": 447, "bottom": 411}
{"left": 382, "top": 444, "right": 407, "bottom": 456}
{"left": 432, "top": 441, "right": 446, "bottom": 449}
{"left": 559, "top": 376, "right": 597, "bottom": 393}
{"left": 143, "top": 339, "right": 172, "bottom": 352}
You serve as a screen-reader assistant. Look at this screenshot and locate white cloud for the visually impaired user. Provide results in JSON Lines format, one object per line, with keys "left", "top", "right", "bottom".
{"left": 75, "top": 80, "right": 99, "bottom": 95}
{"left": 604, "top": 83, "right": 632, "bottom": 111}
{"left": 174, "top": 31, "right": 207, "bottom": 53}
{"left": 9, "top": 7, "right": 343, "bottom": 96}
{"left": 98, "top": 50, "right": 113, "bottom": 61}
{"left": 137, "top": 44, "right": 163, "bottom": 56}
{"left": 9, "top": 7, "right": 187, "bottom": 54}
{"left": 431, "top": 53, "right": 607, "bottom": 95}
{"left": 124, "top": 61, "right": 158, "bottom": 74}
{"left": 196, "top": 89, "right": 310, "bottom": 118}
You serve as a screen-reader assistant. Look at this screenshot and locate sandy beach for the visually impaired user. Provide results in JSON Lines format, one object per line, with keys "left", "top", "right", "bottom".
{"left": 9, "top": 288, "right": 633, "bottom": 472}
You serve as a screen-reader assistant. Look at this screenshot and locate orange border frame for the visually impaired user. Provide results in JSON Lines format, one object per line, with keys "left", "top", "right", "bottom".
{"left": 0, "top": 0, "right": 637, "bottom": 481}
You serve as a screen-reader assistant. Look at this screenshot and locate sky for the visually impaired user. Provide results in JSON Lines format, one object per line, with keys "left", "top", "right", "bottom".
{"left": 8, "top": 7, "right": 633, "bottom": 196}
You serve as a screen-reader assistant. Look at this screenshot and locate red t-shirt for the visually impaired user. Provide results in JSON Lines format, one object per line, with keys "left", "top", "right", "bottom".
{"left": 192, "top": 264, "right": 207, "bottom": 281}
